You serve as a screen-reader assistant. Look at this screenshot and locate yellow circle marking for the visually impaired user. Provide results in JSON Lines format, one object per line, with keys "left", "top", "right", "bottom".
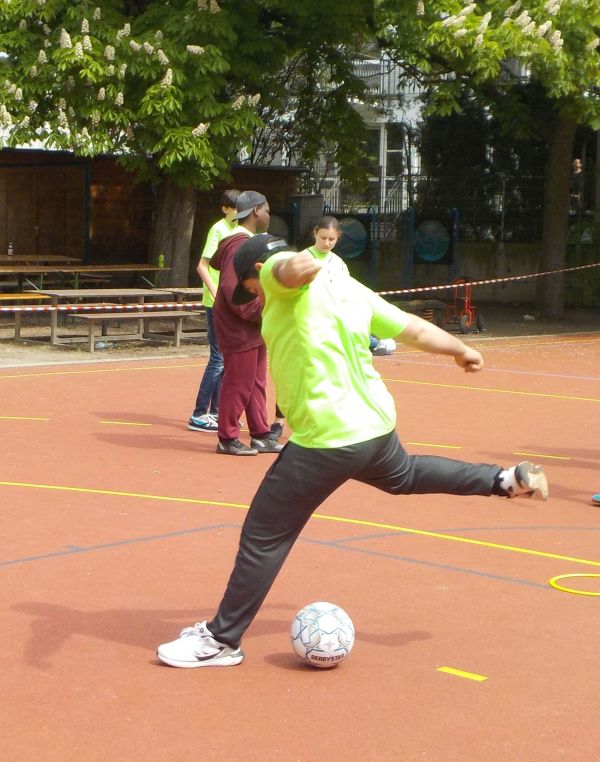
{"left": 2, "top": 480, "right": 600, "bottom": 569}
{"left": 548, "top": 574, "right": 600, "bottom": 596}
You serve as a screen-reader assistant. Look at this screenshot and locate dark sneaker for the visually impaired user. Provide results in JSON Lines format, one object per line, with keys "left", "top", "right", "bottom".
{"left": 270, "top": 422, "right": 284, "bottom": 438}
{"left": 251, "top": 434, "right": 284, "bottom": 453}
{"left": 157, "top": 621, "right": 244, "bottom": 668}
{"left": 592, "top": 494, "right": 600, "bottom": 505}
{"left": 188, "top": 413, "right": 218, "bottom": 433}
{"left": 504, "top": 461, "right": 548, "bottom": 500}
{"left": 216, "top": 439, "right": 258, "bottom": 456}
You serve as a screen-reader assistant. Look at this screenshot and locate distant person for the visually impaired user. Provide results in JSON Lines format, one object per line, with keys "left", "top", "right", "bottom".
{"left": 210, "top": 191, "right": 283, "bottom": 456}
{"left": 188, "top": 189, "right": 240, "bottom": 433}
{"left": 570, "top": 158, "right": 584, "bottom": 214}
{"left": 156, "top": 233, "right": 549, "bottom": 668}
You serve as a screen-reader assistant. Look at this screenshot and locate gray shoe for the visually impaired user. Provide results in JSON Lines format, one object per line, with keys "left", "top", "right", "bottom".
{"left": 216, "top": 439, "right": 258, "bottom": 456}
{"left": 251, "top": 434, "right": 284, "bottom": 453}
{"left": 512, "top": 461, "right": 549, "bottom": 500}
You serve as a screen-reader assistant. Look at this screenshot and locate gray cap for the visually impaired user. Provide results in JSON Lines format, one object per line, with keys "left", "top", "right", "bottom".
{"left": 234, "top": 190, "right": 267, "bottom": 220}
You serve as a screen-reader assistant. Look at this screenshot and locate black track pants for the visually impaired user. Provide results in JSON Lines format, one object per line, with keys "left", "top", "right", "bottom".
{"left": 208, "top": 430, "right": 501, "bottom": 647}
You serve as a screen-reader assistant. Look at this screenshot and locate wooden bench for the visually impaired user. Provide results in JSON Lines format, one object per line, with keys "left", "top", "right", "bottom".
{"left": 74, "top": 310, "right": 203, "bottom": 352}
{"left": 0, "top": 293, "right": 52, "bottom": 338}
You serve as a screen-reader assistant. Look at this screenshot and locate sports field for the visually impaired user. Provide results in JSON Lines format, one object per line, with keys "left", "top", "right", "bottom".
{"left": 1, "top": 329, "right": 599, "bottom": 761}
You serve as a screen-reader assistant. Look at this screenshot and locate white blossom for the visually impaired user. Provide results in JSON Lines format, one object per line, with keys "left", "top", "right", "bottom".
{"left": 192, "top": 122, "right": 209, "bottom": 136}
{"left": 231, "top": 95, "right": 245, "bottom": 110}
{"left": 81, "top": 18, "right": 89, "bottom": 34}
{"left": 37, "top": 0, "right": 46, "bottom": 5}
{"left": 117, "top": 23, "right": 131, "bottom": 39}
{"left": 454, "top": 27, "right": 468, "bottom": 38}
{"left": 15, "top": 87, "right": 23, "bottom": 101}
{"left": 197, "top": 0, "right": 208, "bottom": 8}
{"left": 416, "top": 1, "right": 424, "bottom": 16}
{"left": 29, "top": 65, "right": 38, "bottom": 78}
{"left": 475, "top": 33, "right": 484, "bottom": 48}
{"left": 442, "top": 15, "right": 461, "bottom": 27}
{"left": 68, "top": 106, "right": 75, "bottom": 117}
{"left": 20, "top": 116, "right": 30, "bottom": 128}
{"left": 545, "top": 0, "right": 561, "bottom": 15}
{"left": 115, "top": 92, "right": 124, "bottom": 106}
{"left": 90, "top": 111, "right": 100, "bottom": 126}
{"left": 504, "top": 1, "right": 521, "bottom": 17}
{"left": 83, "top": 35, "right": 92, "bottom": 51}
{"left": 58, "top": 110, "right": 68, "bottom": 127}
{"left": 157, "top": 49, "right": 169, "bottom": 65}
{"left": 523, "top": 21, "right": 536, "bottom": 35}
{"left": 549, "top": 29, "right": 563, "bottom": 49}
{"left": 43, "top": 39, "right": 51, "bottom": 48}
{"left": 105, "top": 45, "right": 115, "bottom": 61}
{"left": 586, "top": 37, "right": 600, "bottom": 50}
{"left": 38, "top": 49, "right": 47, "bottom": 64}
{"left": 160, "top": 69, "right": 173, "bottom": 88}
{"left": 458, "top": 4, "right": 476, "bottom": 18}
{"left": 515, "top": 11, "right": 531, "bottom": 27}
{"left": 537, "top": 20, "right": 552, "bottom": 36}
{"left": 478, "top": 12, "right": 491, "bottom": 33}
{"left": 143, "top": 42, "right": 155, "bottom": 55}
{"left": 210, "top": 0, "right": 220, "bottom": 12}
{"left": 19, "top": 19, "right": 27, "bottom": 31}
{"left": 93, "top": 7, "right": 102, "bottom": 21}
{"left": 119, "top": 63, "right": 127, "bottom": 78}
{"left": 186, "top": 44, "right": 205, "bottom": 55}
{"left": 129, "top": 40, "right": 142, "bottom": 52}
{"left": 107, "top": 64, "right": 115, "bottom": 76}
{"left": 81, "top": 127, "right": 90, "bottom": 140}
{"left": 155, "top": 30, "right": 163, "bottom": 41}
{"left": 60, "top": 29, "right": 72, "bottom": 49}
{"left": 43, "top": 24, "right": 51, "bottom": 35}
{"left": 97, "top": 87, "right": 106, "bottom": 101}
{"left": 74, "top": 41, "right": 84, "bottom": 58}
{"left": 249, "top": 93, "right": 261, "bottom": 106}
{"left": 28, "top": 100, "right": 38, "bottom": 113}
{"left": 58, "top": 98, "right": 66, "bottom": 109}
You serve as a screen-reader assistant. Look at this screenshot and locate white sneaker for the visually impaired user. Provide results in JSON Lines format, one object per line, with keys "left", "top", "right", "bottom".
{"left": 157, "top": 621, "right": 244, "bottom": 668}
{"left": 501, "top": 461, "right": 549, "bottom": 500}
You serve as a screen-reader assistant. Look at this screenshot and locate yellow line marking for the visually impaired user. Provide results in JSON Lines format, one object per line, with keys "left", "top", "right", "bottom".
{"left": 436, "top": 666, "right": 488, "bottom": 682}
{"left": 0, "top": 415, "right": 50, "bottom": 421}
{"left": 0, "top": 363, "right": 202, "bottom": 381}
{"left": 383, "top": 377, "right": 600, "bottom": 403}
{"left": 513, "top": 451, "right": 571, "bottom": 461}
{"left": 1, "top": 480, "right": 600, "bottom": 569}
{"left": 406, "top": 441, "right": 461, "bottom": 449}
{"left": 99, "top": 420, "right": 152, "bottom": 427}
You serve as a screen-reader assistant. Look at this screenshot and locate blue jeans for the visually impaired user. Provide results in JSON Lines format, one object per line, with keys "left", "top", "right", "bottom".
{"left": 193, "top": 308, "right": 223, "bottom": 416}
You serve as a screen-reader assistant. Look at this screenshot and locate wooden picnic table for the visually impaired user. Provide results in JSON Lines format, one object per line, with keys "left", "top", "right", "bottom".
{"left": 163, "top": 288, "right": 206, "bottom": 338}
{"left": 0, "top": 263, "right": 169, "bottom": 290}
{"left": 36, "top": 288, "right": 173, "bottom": 345}
{"left": 0, "top": 254, "right": 81, "bottom": 265}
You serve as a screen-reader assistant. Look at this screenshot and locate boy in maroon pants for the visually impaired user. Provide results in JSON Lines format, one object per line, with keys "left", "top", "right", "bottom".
{"left": 211, "top": 191, "right": 283, "bottom": 455}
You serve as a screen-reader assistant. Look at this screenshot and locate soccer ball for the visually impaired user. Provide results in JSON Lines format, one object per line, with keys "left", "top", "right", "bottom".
{"left": 290, "top": 601, "right": 355, "bottom": 669}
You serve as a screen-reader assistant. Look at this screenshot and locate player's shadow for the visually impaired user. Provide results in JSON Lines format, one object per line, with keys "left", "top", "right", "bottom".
{"left": 12, "top": 601, "right": 213, "bottom": 669}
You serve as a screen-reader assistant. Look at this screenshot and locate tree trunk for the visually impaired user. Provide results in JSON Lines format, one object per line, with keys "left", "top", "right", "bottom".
{"left": 535, "top": 112, "right": 577, "bottom": 318}
{"left": 148, "top": 179, "right": 197, "bottom": 287}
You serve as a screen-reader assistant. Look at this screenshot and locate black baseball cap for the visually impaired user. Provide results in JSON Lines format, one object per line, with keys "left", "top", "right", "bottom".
{"left": 233, "top": 190, "right": 267, "bottom": 220}
{"left": 231, "top": 234, "right": 290, "bottom": 305}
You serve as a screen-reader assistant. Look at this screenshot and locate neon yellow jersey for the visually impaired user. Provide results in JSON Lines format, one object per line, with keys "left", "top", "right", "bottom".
{"left": 200, "top": 218, "right": 238, "bottom": 308}
{"left": 259, "top": 252, "right": 410, "bottom": 448}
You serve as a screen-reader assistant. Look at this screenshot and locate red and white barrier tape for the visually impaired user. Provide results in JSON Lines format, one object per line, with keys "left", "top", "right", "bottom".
{"left": 1, "top": 260, "right": 599, "bottom": 312}
{"left": 377, "top": 261, "right": 600, "bottom": 297}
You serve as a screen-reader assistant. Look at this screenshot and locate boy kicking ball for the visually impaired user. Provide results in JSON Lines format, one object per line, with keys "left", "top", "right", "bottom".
{"left": 157, "top": 234, "right": 548, "bottom": 668}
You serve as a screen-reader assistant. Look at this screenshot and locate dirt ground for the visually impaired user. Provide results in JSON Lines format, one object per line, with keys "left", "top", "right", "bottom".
{"left": 0, "top": 301, "right": 598, "bottom": 368}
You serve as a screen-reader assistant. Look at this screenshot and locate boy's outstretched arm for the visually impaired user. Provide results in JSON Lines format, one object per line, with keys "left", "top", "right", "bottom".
{"left": 273, "top": 251, "right": 322, "bottom": 289}
{"left": 398, "top": 314, "right": 484, "bottom": 372}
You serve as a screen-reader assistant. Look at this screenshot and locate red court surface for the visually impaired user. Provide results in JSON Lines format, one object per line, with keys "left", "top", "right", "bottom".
{"left": 1, "top": 333, "right": 600, "bottom": 761}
